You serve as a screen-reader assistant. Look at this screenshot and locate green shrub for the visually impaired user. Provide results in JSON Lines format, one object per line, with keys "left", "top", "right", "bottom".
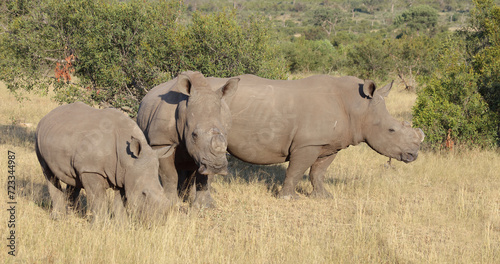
{"left": 281, "top": 38, "right": 338, "bottom": 73}
{"left": 180, "top": 10, "right": 287, "bottom": 80}
{"left": 412, "top": 37, "right": 498, "bottom": 150}
{"left": 465, "top": 0, "right": 500, "bottom": 125}
{"left": 345, "top": 35, "right": 391, "bottom": 81}
{"left": 394, "top": 5, "right": 439, "bottom": 36}
{"left": 0, "top": 0, "right": 287, "bottom": 116}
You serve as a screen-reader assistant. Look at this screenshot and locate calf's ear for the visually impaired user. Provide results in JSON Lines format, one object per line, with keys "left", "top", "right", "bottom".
{"left": 363, "top": 80, "right": 376, "bottom": 98}
{"left": 218, "top": 78, "right": 240, "bottom": 99}
{"left": 155, "top": 145, "right": 176, "bottom": 159}
{"left": 129, "top": 136, "right": 142, "bottom": 158}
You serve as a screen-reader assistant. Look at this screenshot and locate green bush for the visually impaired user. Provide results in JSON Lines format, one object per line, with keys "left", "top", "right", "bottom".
{"left": 0, "top": 0, "right": 287, "bottom": 116}
{"left": 465, "top": 0, "right": 500, "bottom": 123}
{"left": 345, "top": 35, "right": 391, "bottom": 81}
{"left": 180, "top": 10, "right": 287, "bottom": 80}
{"left": 394, "top": 5, "right": 439, "bottom": 36}
{"left": 281, "top": 38, "right": 339, "bottom": 73}
{"left": 412, "top": 37, "right": 498, "bottom": 150}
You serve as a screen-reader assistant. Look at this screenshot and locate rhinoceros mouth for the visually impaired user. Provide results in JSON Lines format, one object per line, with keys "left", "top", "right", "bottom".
{"left": 400, "top": 152, "right": 418, "bottom": 163}
{"left": 198, "top": 160, "right": 228, "bottom": 175}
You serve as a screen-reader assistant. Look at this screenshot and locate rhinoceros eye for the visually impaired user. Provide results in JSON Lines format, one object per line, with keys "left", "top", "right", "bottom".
{"left": 389, "top": 128, "right": 396, "bottom": 133}
{"left": 192, "top": 131, "right": 198, "bottom": 141}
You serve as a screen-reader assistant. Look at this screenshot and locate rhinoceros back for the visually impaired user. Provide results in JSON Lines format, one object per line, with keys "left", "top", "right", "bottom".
{"left": 36, "top": 102, "right": 139, "bottom": 186}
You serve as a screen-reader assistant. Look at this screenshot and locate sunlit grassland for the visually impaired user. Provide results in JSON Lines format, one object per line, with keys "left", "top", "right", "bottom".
{"left": 1, "top": 80, "right": 499, "bottom": 263}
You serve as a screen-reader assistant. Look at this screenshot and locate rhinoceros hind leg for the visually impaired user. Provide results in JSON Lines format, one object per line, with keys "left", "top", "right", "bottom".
{"left": 65, "top": 185, "right": 81, "bottom": 211}
{"left": 309, "top": 154, "right": 335, "bottom": 199}
{"left": 278, "top": 146, "right": 323, "bottom": 200}
{"left": 80, "top": 172, "right": 109, "bottom": 222}
{"left": 46, "top": 177, "right": 68, "bottom": 219}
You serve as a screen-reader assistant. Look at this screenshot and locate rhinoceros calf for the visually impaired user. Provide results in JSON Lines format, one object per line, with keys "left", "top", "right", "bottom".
{"left": 36, "top": 102, "right": 174, "bottom": 220}
{"left": 137, "top": 71, "right": 239, "bottom": 208}
{"left": 205, "top": 75, "right": 425, "bottom": 199}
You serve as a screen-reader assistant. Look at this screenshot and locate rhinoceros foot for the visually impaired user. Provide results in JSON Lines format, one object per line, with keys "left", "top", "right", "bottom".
{"left": 277, "top": 190, "right": 300, "bottom": 200}
{"left": 192, "top": 190, "right": 216, "bottom": 209}
{"left": 309, "top": 188, "right": 334, "bottom": 199}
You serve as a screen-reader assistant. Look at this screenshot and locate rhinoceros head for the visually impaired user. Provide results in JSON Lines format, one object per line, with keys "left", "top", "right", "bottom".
{"left": 124, "top": 136, "right": 175, "bottom": 218}
{"left": 361, "top": 80, "right": 425, "bottom": 163}
{"left": 175, "top": 71, "right": 239, "bottom": 175}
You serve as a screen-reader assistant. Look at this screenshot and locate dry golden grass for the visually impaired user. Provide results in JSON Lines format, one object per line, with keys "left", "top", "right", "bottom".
{"left": 1, "top": 80, "right": 499, "bottom": 263}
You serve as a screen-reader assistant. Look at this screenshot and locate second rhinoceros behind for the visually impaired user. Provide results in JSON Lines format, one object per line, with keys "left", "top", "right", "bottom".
{"left": 35, "top": 102, "right": 175, "bottom": 220}
{"left": 136, "top": 71, "right": 239, "bottom": 208}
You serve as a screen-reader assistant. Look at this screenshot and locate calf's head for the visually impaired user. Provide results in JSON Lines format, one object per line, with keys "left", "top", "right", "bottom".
{"left": 124, "top": 137, "right": 175, "bottom": 218}
{"left": 361, "top": 80, "right": 425, "bottom": 163}
{"left": 175, "top": 71, "right": 239, "bottom": 175}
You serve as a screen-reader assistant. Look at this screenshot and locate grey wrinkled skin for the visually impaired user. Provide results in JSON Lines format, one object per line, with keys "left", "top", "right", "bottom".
{"left": 35, "top": 102, "right": 175, "bottom": 221}
{"left": 136, "top": 71, "right": 239, "bottom": 208}
{"left": 206, "top": 75, "right": 425, "bottom": 199}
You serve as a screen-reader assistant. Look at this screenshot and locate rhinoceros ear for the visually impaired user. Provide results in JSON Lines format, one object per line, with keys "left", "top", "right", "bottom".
{"left": 175, "top": 73, "right": 192, "bottom": 96}
{"left": 376, "top": 80, "right": 394, "bottom": 98}
{"left": 363, "top": 80, "right": 376, "bottom": 99}
{"left": 129, "top": 136, "right": 142, "bottom": 158}
{"left": 155, "top": 145, "right": 176, "bottom": 159}
{"left": 218, "top": 78, "right": 239, "bottom": 99}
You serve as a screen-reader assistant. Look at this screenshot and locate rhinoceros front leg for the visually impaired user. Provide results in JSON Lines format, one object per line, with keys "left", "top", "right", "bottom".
{"left": 157, "top": 151, "right": 180, "bottom": 204}
{"left": 112, "top": 189, "right": 127, "bottom": 222}
{"left": 178, "top": 170, "right": 196, "bottom": 204}
{"left": 80, "top": 172, "right": 108, "bottom": 221}
{"left": 309, "top": 154, "right": 335, "bottom": 198}
{"left": 279, "top": 146, "right": 323, "bottom": 200}
{"left": 192, "top": 172, "right": 215, "bottom": 209}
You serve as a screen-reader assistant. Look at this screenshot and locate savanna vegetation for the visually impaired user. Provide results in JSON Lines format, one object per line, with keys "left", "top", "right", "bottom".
{"left": 0, "top": 0, "right": 499, "bottom": 263}
{"left": 1, "top": 79, "right": 499, "bottom": 263}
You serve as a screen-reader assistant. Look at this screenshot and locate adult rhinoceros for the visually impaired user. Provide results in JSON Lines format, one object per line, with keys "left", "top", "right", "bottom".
{"left": 204, "top": 74, "right": 425, "bottom": 199}
{"left": 36, "top": 102, "right": 175, "bottom": 220}
{"left": 136, "top": 71, "right": 239, "bottom": 208}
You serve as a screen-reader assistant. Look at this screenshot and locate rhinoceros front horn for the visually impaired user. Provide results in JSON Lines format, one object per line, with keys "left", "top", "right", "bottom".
{"left": 417, "top": 128, "right": 425, "bottom": 142}
{"left": 211, "top": 133, "right": 227, "bottom": 154}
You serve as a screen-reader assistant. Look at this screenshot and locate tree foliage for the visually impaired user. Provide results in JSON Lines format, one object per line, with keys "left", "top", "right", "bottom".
{"left": 282, "top": 38, "right": 338, "bottom": 73}
{"left": 387, "top": 34, "right": 441, "bottom": 91}
{"left": 0, "top": 0, "right": 286, "bottom": 115}
{"left": 180, "top": 10, "right": 287, "bottom": 79}
{"left": 412, "top": 1, "right": 500, "bottom": 150}
{"left": 464, "top": 0, "right": 500, "bottom": 120}
{"left": 345, "top": 35, "right": 391, "bottom": 81}
{"left": 394, "top": 5, "right": 439, "bottom": 36}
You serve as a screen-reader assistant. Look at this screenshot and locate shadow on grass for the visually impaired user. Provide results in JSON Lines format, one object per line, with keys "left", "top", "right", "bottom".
{"left": 224, "top": 155, "right": 287, "bottom": 196}
{"left": 224, "top": 155, "right": 355, "bottom": 197}
{"left": 17, "top": 178, "right": 88, "bottom": 218}
{"left": 0, "top": 124, "right": 36, "bottom": 148}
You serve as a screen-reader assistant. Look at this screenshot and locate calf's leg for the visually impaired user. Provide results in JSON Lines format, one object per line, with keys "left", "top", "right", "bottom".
{"left": 41, "top": 165, "right": 67, "bottom": 219}
{"left": 80, "top": 173, "right": 109, "bottom": 221}
{"left": 46, "top": 178, "right": 67, "bottom": 219}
